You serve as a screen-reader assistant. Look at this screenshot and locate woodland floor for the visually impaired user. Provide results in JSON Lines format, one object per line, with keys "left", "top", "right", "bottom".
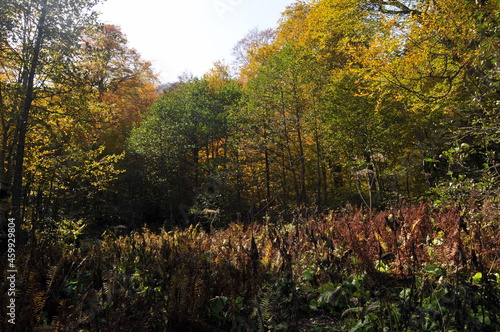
{"left": 1, "top": 202, "right": 499, "bottom": 331}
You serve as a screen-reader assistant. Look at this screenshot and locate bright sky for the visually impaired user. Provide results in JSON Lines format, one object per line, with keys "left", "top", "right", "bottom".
{"left": 95, "top": 0, "right": 297, "bottom": 83}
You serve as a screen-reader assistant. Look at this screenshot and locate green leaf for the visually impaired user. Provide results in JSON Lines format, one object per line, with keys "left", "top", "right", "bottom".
{"left": 399, "top": 288, "right": 412, "bottom": 300}
{"left": 303, "top": 268, "right": 315, "bottom": 282}
{"left": 424, "top": 264, "right": 443, "bottom": 276}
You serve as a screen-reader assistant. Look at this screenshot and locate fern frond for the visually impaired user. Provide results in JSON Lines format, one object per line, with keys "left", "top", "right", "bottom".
{"left": 257, "top": 286, "right": 274, "bottom": 331}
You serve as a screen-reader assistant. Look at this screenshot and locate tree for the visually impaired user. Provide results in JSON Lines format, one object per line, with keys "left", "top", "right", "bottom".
{"left": 80, "top": 24, "right": 159, "bottom": 153}
{"left": 0, "top": 0, "right": 101, "bottom": 237}
{"left": 362, "top": 0, "right": 500, "bottom": 194}
{"left": 236, "top": 45, "right": 327, "bottom": 211}
{"left": 231, "top": 0, "right": 445, "bottom": 209}
{"left": 232, "top": 27, "right": 276, "bottom": 84}
{"left": 128, "top": 76, "right": 241, "bottom": 226}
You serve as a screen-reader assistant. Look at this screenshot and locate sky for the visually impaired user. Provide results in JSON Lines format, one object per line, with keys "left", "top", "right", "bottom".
{"left": 95, "top": 0, "right": 298, "bottom": 83}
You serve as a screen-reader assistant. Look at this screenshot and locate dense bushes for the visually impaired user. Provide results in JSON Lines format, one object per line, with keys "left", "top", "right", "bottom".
{"left": 1, "top": 201, "right": 498, "bottom": 331}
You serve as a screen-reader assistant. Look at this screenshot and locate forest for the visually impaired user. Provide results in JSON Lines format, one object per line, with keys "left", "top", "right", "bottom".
{"left": 0, "top": 0, "right": 499, "bottom": 330}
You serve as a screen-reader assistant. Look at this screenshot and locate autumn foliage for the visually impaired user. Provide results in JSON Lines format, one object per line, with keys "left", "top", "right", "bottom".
{"left": 0, "top": 201, "right": 498, "bottom": 330}
{"left": 0, "top": 0, "right": 499, "bottom": 330}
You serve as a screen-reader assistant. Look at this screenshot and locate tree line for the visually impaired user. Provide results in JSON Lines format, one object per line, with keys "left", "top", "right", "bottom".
{"left": 1, "top": 0, "right": 499, "bottom": 234}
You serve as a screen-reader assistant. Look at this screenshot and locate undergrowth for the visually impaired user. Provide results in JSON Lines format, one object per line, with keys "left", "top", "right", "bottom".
{"left": 1, "top": 201, "right": 499, "bottom": 331}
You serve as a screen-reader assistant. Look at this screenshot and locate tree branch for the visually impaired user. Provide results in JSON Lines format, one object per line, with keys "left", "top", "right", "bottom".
{"left": 370, "top": 0, "right": 421, "bottom": 16}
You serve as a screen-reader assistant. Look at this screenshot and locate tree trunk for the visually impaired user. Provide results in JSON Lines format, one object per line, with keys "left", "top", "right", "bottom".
{"left": 11, "top": 0, "right": 48, "bottom": 240}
